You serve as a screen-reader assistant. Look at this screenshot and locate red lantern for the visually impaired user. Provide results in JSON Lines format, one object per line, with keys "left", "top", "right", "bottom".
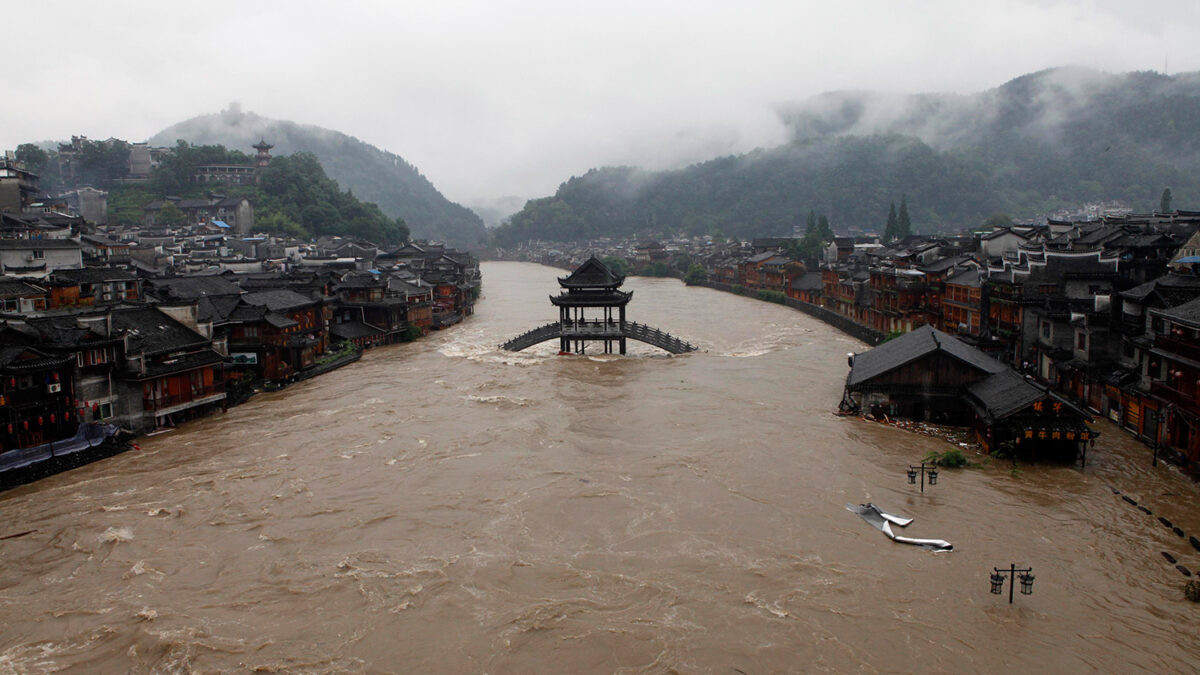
{"left": 64, "top": 412, "right": 70, "bottom": 421}
{"left": 5, "top": 424, "right": 11, "bottom": 433}
{"left": 49, "top": 414, "right": 55, "bottom": 423}
{"left": 22, "top": 420, "right": 28, "bottom": 430}
{"left": 52, "top": 372, "right": 59, "bottom": 382}
{"left": 38, "top": 416, "right": 43, "bottom": 426}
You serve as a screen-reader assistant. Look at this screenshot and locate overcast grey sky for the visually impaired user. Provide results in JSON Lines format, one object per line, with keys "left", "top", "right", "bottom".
{"left": 4, "top": 0, "right": 1198, "bottom": 205}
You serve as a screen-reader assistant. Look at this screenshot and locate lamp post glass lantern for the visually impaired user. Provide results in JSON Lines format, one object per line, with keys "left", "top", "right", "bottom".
{"left": 990, "top": 564, "right": 1034, "bottom": 603}
{"left": 907, "top": 462, "right": 938, "bottom": 493}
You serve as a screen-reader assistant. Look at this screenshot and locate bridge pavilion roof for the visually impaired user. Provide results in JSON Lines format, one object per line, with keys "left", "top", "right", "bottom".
{"left": 550, "top": 289, "right": 632, "bottom": 307}
{"left": 557, "top": 256, "right": 624, "bottom": 290}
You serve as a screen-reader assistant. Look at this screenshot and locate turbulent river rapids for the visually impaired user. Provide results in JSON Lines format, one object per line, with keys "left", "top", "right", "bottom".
{"left": 2, "top": 262, "right": 1199, "bottom": 673}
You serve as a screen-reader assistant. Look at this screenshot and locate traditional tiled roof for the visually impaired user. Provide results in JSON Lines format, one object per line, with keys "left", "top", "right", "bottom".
{"left": 242, "top": 289, "right": 316, "bottom": 313}
{"left": 145, "top": 275, "right": 244, "bottom": 300}
{"left": 1121, "top": 273, "right": 1200, "bottom": 304}
{"left": 790, "top": 272, "right": 823, "bottom": 292}
{"left": 22, "top": 316, "right": 119, "bottom": 349}
{"left": 558, "top": 256, "right": 624, "bottom": 288}
{"left": 0, "top": 345, "right": 74, "bottom": 372}
{"left": 196, "top": 295, "right": 243, "bottom": 323}
{"left": 946, "top": 269, "right": 982, "bottom": 287}
{"left": 0, "top": 239, "right": 81, "bottom": 249}
{"left": 919, "top": 255, "right": 976, "bottom": 274}
{"left": 966, "top": 369, "right": 1091, "bottom": 424}
{"left": 263, "top": 312, "right": 298, "bottom": 329}
{"left": 846, "top": 324, "right": 1006, "bottom": 387}
{"left": 108, "top": 306, "right": 209, "bottom": 356}
{"left": 51, "top": 267, "right": 138, "bottom": 284}
{"left": 1153, "top": 296, "right": 1200, "bottom": 327}
{"left": 0, "top": 277, "right": 45, "bottom": 297}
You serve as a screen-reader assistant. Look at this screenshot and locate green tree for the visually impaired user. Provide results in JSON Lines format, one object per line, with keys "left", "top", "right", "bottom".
{"left": 897, "top": 195, "right": 912, "bottom": 237}
{"left": 884, "top": 202, "right": 898, "bottom": 240}
{"left": 817, "top": 214, "right": 833, "bottom": 239}
{"left": 1161, "top": 188, "right": 1173, "bottom": 213}
{"left": 15, "top": 144, "right": 48, "bottom": 172}
{"left": 806, "top": 210, "right": 817, "bottom": 235}
{"left": 601, "top": 255, "right": 629, "bottom": 277}
{"left": 157, "top": 202, "right": 187, "bottom": 226}
{"left": 684, "top": 263, "right": 708, "bottom": 285}
{"left": 982, "top": 213, "right": 1014, "bottom": 229}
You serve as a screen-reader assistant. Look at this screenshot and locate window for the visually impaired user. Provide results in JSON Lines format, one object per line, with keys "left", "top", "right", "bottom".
{"left": 32, "top": 250, "right": 45, "bottom": 259}
{"left": 99, "top": 403, "right": 113, "bottom": 419}
{"left": 0, "top": 298, "right": 16, "bottom": 312}
{"left": 1042, "top": 322, "right": 1050, "bottom": 339}
{"left": 243, "top": 326, "right": 258, "bottom": 338}
{"left": 1077, "top": 332, "right": 1087, "bottom": 351}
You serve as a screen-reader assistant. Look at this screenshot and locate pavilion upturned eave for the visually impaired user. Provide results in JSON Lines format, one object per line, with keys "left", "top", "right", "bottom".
{"left": 549, "top": 290, "right": 633, "bottom": 306}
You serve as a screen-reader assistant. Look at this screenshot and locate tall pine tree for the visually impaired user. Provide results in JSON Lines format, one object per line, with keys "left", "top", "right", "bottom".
{"left": 817, "top": 214, "right": 833, "bottom": 239}
{"left": 885, "top": 202, "right": 898, "bottom": 240}
{"left": 897, "top": 195, "right": 912, "bottom": 238}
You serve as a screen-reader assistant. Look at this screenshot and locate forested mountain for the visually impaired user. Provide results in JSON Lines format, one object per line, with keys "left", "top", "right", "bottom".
{"left": 149, "top": 108, "right": 487, "bottom": 248}
{"left": 495, "top": 68, "right": 1200, "bottom": 246}
{"left": 106, "top": 143, "right": 409, "bottom": 244}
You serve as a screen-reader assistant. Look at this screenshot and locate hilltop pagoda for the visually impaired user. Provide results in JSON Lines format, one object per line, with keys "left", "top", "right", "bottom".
{"left": 501, "top": 256, "right": 697, "bottom": 355}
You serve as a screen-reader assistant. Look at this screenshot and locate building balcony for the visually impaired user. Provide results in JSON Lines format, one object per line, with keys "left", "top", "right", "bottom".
{"left": 1150, "top": 382, "right": 1200, "bottom": 417}
{"left": 1154, "top": 334, "right": 1200, "bottom": 363}
{"left": 144, "top": 384, "right": 226, "bottom": 416}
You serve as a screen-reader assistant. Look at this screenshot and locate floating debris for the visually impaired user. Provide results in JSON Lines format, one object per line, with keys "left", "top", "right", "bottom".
{"left": 846, "top": 503, "right": 952, "bottom": 552}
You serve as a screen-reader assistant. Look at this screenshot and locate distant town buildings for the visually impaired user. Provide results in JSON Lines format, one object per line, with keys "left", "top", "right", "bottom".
{"left": 508, "top": 209, "right": 1200, "bottom": 476}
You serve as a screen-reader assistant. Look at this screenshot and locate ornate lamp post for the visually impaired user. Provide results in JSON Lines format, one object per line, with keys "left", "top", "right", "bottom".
{"left": 990, "top": 564, "right": 1035, "bottom": 604}
{"left": 907, "top": 462, "right": 938, "bottom": 493}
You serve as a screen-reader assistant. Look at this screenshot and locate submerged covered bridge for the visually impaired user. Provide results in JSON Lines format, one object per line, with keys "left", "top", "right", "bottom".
{"left": 501, "top": 256, "right": 697, "bottom": 355}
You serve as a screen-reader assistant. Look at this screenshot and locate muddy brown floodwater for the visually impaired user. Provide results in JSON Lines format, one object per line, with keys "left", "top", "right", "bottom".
{"left": 2, "top": 261, "right": 1199, "bottom": 673}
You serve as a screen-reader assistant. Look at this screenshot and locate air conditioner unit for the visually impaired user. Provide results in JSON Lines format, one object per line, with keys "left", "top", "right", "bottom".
{"left": 47, "top": 383, "right": 61, "bottom": 393}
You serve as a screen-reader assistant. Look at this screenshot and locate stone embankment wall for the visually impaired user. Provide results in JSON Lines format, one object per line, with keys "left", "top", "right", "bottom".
{"left": 692, "top": 280, "right": 885, "bottom": 347}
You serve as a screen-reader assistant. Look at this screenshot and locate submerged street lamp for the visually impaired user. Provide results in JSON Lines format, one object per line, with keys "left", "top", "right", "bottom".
{"left": 907, "top": 462, "right": 939, "bottom": 493}
{"left": 990, "top": 563, "right": 1035, "bottom": 604}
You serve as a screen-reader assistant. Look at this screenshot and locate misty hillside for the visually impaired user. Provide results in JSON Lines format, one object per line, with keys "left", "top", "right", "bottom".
{"left": 149, "top": 108, "right": 487, "bottom": 248}
{"left": 495, "top": 68, "right": 1200, "bottom": 245}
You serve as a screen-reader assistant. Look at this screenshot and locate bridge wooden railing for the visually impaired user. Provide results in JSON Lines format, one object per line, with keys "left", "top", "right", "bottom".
{"left": 500, "top": 321, "right": 697, "bottom": 354}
